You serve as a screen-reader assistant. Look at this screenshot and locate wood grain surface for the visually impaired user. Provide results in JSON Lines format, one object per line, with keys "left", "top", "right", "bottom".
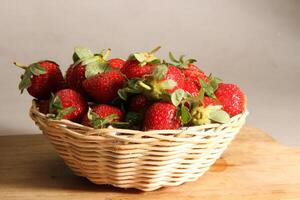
{"left": 0, "top": 126, "right": 299, "bottom": 200}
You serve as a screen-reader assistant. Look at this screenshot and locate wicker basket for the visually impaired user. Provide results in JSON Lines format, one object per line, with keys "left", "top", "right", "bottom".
{"left": 30, "top": 100, "right": 248, "bottom": 191}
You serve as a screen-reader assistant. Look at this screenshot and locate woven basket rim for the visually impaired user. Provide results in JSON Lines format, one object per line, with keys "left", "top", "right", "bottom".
{"left": 30, "top": 100, "right": 248, "bottom": 141}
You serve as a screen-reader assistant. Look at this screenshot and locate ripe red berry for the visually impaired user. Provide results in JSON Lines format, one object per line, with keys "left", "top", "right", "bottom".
{"left": 66, "top": 47, "right": 111, "bottom": 95}
{"left": 121, "top": 60, "right": 155, "bottom": 78}
{"left": 82, "top": 71, "right": 126, "bottom": 103}
{"left": 203, "top": 96, "right": 218, "bottom": 107}
{"left": 144, "top": 65, "right": 185, "bottom": 100}
{"left": 183, "top": 79, "right": 199, "bottom": 97}
{"left": 66, "top": 63, "right": 86, "bottom": 94}
{"left": 183, "top": 64, "right": 208, "bottom": 88}
{"left": 49, "top": 89, "right": 87, "bottom": 121}
{"left": 82, "top": 104, "right": 124, "bottom": 127}
{"left": 128, "top": 95, "right": 149, "bottom": 112}
{"left": 215, "top": 83, "right": 245, "bottom": 116}
{"left": 16, "top": 60, "right": 65, "bottom": 99}
{"left": 143, "top": 102, "right": 180, "bottom": 131}
{"left": 163, "top": 65, "right": 185, "bottom": 93}
{"left": 108, "top": 58, "right": 125, "bottom": 69}
{"left": 36, "top": 99, "right": 50, "bottom": 114}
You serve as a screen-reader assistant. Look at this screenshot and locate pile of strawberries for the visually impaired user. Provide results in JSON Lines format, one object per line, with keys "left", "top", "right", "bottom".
{"left": 15, "top": 46, "right": 246, "bottom": 131}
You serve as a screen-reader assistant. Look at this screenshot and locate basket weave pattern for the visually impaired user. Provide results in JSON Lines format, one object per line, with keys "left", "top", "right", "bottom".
{"left": 30, "top": 101, "right": 248, "bottom": 191}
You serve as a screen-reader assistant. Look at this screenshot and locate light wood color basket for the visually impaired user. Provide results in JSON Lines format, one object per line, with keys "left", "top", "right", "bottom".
{"left": 30, "top": 100, "right": 248, "bottom": 191}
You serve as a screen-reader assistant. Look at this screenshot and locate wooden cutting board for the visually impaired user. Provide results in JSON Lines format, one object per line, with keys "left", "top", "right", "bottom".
{"left": 0, "top": 126, "right": 299, "bottom": 200}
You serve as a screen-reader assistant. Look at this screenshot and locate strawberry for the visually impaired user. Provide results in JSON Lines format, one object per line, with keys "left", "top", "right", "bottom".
{"left": 168, "top": 52, "right": 208, "bottom": 88}
{"left": 15, "top": 60, "right": 65, "bottom": 99}
{"left": 183, "top": 79, "right": 199, "bottom": 97}
{"left": 36, "top": 99, "right": 50, "bottom": 114}
{"left": 121, "top": 60, "right": 155, "bottom": 78}
{"left": 203, "top": 96, "right": 218, "bottom": 107}
{"left": 48, "top": 89, "right": 87, "bottom": 121}
{"left": 82, "top": 71, "right": 126, "bottom": 103}
{"left": 108, "top": 58, "right": 125, "bottom": 69}
{"left": 121, "top": 46, "right": 161, "bottom": 78}
{"left": 183, "top": 64, "right": 209, "bottom": 87}
{"left": 215, "top": 83, "right": 245, "bottom": 116}
{"left": 66, "top": 63, "right": 86, "bottom": 94}
{"left": 66, "top": 47, "right": 111, "bottom": 94}
{"left": 128, "top": 94, "right": 149, "bottom": 112}
{"left": 143, "top": 102, "right": 180, "bottom": 130}
{"left": 142, "top": 64, "right": 185, "bottom": 100}
{"left": 82, "top": 104, "right": 124, "bottom": 128}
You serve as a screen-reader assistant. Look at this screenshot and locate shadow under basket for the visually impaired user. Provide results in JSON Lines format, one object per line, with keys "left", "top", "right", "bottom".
{"left": 30, "top": 100, "right": 248, "bottom": 191}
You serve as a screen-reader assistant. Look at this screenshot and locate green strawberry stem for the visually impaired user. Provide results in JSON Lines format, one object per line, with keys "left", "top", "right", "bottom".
{"left": 100, "top": 48, "right": 111, "bottom": 60}
{"left": 138, "top": 81, "right": 152, "bottom": 90}
{"left": 149, "top": 46, "right": 161, "bottom": 55}
{"left": 13, "top": 62, "right": 27, "bottom": 70}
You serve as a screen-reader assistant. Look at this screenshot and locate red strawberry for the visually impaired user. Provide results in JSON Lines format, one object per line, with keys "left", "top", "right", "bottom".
{"left": 66, "top": 47, "right": 111, "bottom": 94}
{"left": 121, "top": 46, "right": 161, "bottom": 78}
{"left": 48, "top": 89, "right": 87, "bottom": 121}
{"left": 215, "top": 83, "right": 245, "bottom": 116}
{"left": 168, "top": 52, "right": 208, "bottom": 88}
{"left": 183, "top": 64, "right": 209, "bottom": 88}
{"left": 143, "top": 65, "right": 185, "bottom": 100}
{"left": 82, "top": 71, "right": 126, "bottom": 103}
{"left": 183, "top": 79, "right": 199, "bottom": 97}
{"left": 121, "top": 60, "right": 155, "bottom": 78}
{"left": 108, "top": 58, "right": 125, "bottom": 69}
{"left": 143, "top": 102, "right": 180, "bottom": 130}
{"left": 203, "top": 96, "right": 218, "bottom": 107}
{"left": 128, "top": 94, "right": 149, "bottom": 112}
{"left": 82, "top": 104, "right": 124, "bottom": 127}
{"left": 163, "top": 65, "right": 185, "bottom": 93}
{"left": 66, "top": 63, "right": 86, "bottom": 94}
{"left": 15, "top": 60, "right": 65, "bottom": 99}
{"left": 36, "top": 99, "right": 50, "bottom": 114}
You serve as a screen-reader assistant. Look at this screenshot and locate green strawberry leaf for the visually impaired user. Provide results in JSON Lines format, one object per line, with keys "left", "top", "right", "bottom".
{"left": 208, "top": 74, "right": 222, "bottom": 92}
{"left": 209, "top": 109, "right": 230, "bottom": 124}
{"left": 49, "top": 94, "right": 63, "bottom": 112}
{"left": 171, "top": 89, "right": 185, "bottom": 106}
{"left": 18, "top": 62, "right": 47, "bottom": 93}
{"left": 139, "top": 61, "right": 147, "bottom": 66}
{"left": 180, "top": 105, "right": 191, "bottom": 124}
{"left": 117, "top": 89, "right": 128, "bottom": 100}
{"left": 72, "top": 53, "right": 80, "bottom": 63}
{"left": 111, "top": 121, "right": 131, "bottom": 128}
{"left": 149, "top": 59, "right": 161, "bottom": 65}
{"left": 169, "top": 52, "right": 179, "bottom": 63}
{"left": 179, "top": 55, "right": 186, "bottom": 64}
{"left": 125, "top": 112, "right": 142, "bottom": 125}
{"left": 169, "top": 52, "right": 197, "bottom": 69}
{"left": 101, "top": 114, "right": 119, "bottom": 126}
{"left": 81, "top": 56, "right": 101, "bottom": 66}
{"left": 208, "top": 74, "right": 222, "bottom": 83}
{"left": 73, "top": 47, "right": 94, "bottom": 62}
{"left": 56, "top": 107, "right": 75, "bottom": 120}
{"left": 18, "top": 70, "right": 32, "bottom": 93}
{"left": 29, "top": 63, "right": 46, "bottom": 76}
{"left": 99, "top": 48, "right": 111, "bottom": 60}
{"left": 186, "top": 58, "right": 197, "bottom": 64}
{"left": 85, "top": 62, "right": 109, "bottom": 78}
{"left": 199, "top": 88, "right": 205, "bottom": 104}
{"left": 87, "top": 108, "right": 119, "bottom": 128}
{"left": 133, "top": 53, "right": 146, "bottom": 63}
{"left": 47, "top": 94, "right": 75, "bottom": 120}
{"left": 159, "top": 79, "right": 177, "bottom": 90}
{"left": 153, "top": 64, "right": 169, "bottom": 80}
{"left": 117, "top": 79, "right": 145, "bottom": 100}
{"left": 200, "top": 79, "right": 216, "bottom": 99}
